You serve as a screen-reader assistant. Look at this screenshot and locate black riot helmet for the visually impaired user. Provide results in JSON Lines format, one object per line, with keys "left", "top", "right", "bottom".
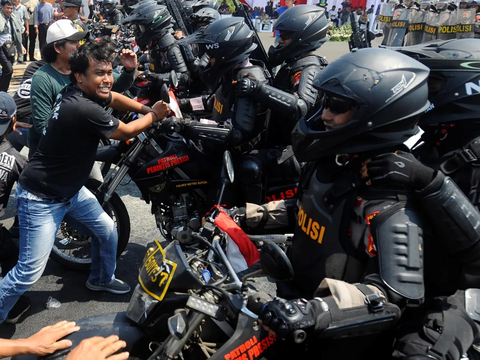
{"left": 268, "top": 5, "right": 329, "bottom": 66}
{"left": 102, "top": 0, "right": 117, "bottom": 15}
{"left": 190, "top": 7, "right": 220, "bottom": 29}
{"left": 185, "top": 17, "right": 257, "bottom": 88}
{"left": 395, "top": 39, "right": 480, "bottom": 126}
{"left": 128, "top": 0, "right": 160, "bottom": 10}
{"left": 123, "top": 4, "right": 172, "bottom": 48}
{"left": 192, "top": 0, "right": 219, "bottom": 12}
{"left": 291, "top": 48, "right": 430, "bottom": 161}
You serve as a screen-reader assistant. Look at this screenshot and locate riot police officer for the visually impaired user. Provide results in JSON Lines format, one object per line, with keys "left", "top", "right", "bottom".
{"left": 363, "top": 39, "right": 480, "bottom": 291}
{"left": 469, "top": 0, "right": 480, "bottom": 37}
{"left": 243, "top": 48, "right": 480, "bottom": 360}
{"left": 216, "top": 8, "right": 329, "bottom": 204}
{"left": 238, "top": 5, "right": 329, "bottom": 147}
{"left": 186, "top": 17, "right": 305, "bottom": 204}
{"left": 123, "top": 4, "right": 189, "bottom": 88}
{"left": 101, "top": 0, "right": 123, "bottom": 24}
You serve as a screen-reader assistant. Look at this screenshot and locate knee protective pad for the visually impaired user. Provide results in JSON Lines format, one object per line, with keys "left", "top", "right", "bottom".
{"left": 393, "top": 291, "right": 480, "bottom": 360}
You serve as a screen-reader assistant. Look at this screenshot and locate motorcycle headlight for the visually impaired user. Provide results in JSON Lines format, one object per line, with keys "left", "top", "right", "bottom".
{"left": 126, "top": 284, "right": 159, "bottom": 325}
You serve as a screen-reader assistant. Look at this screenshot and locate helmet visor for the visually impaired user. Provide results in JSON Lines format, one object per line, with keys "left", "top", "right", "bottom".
{"left": 427, "top": 74, "right": 446, "bottom": 96}
{"left": 323, "top": 94, "right": 356, "bottom": 114}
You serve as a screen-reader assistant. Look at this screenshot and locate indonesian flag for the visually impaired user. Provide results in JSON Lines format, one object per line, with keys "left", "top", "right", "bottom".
{"left": 168, "top": 88, "right": 183, "bottom": 119}
{"left": 239, "top": 0, "right": 254, "bottom": 9}
{"left": 214, "top": 208, "right": 260, "bottom": 273}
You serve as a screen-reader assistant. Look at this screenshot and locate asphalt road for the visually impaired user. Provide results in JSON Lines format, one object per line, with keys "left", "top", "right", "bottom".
{"left": 0, "top": 33, "right": 383, "bottom": 356}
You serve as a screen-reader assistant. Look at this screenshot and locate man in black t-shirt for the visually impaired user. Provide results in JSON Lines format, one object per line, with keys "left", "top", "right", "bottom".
{"left": 0, "top": 38, "right": 168, "bottom": 324}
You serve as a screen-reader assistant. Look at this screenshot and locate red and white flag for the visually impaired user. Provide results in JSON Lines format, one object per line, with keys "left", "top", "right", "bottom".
{"left": 214, "top": 208, "right": 260, "bottom": 273}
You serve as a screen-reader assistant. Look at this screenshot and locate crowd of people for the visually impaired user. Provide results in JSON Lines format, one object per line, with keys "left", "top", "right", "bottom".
{"left": 0, "top": 0, "right": 125, "bottom": 92}
{"left": 325, "top": 0, "right": 375, "bottom": 27}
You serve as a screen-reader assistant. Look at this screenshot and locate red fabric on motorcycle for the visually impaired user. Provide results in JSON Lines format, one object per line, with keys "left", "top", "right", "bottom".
{"left": 214, "top": 209, "right": 260, "bottom": 270}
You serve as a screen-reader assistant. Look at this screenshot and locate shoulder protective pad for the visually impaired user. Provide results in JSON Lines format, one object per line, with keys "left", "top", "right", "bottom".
{"left": 290, "top": 55, "right": 324, "bottom": 73}
{"left": 371, "top": 205, "right": 425, "bottom": 304}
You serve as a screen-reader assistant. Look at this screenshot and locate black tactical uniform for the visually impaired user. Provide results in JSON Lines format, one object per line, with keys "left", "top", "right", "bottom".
{"left": 123, "top": 4, "right": 189, "bottom": 96}
{"left": 102, "top": 0, "right": 123, "bottom": 25}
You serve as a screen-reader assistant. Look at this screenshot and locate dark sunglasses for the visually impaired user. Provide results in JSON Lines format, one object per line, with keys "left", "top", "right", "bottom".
{"left": 323, "top": 95, "right": 355, "bottom": 114}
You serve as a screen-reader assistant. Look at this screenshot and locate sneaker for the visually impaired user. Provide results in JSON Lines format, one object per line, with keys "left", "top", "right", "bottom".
{"left": 5, "top": 296, "right": 31, "bottom": 324}
{"left": 86, "top": 278, "right": 131, "bottom": 295}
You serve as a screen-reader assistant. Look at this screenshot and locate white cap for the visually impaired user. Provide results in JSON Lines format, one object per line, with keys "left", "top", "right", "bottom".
{"left": 46, "top": 19, "right": 87, "bottom": 45}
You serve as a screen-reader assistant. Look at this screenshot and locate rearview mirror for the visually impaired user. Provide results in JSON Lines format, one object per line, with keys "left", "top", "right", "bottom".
{"left": 170, "top": 70, "right": 179, "bottom": 88}
{"left": 221, "top": 151, "right": 234, "bottom": 184}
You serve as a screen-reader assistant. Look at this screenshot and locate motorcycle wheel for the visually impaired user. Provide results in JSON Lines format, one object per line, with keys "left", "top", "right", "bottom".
{"left": 50, "top": 192, "right": 131, "bottom": 271}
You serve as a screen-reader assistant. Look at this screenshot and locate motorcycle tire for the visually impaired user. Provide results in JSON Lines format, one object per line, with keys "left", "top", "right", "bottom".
{"left": 50, "top": 192, "right": 131, "bottom": 271}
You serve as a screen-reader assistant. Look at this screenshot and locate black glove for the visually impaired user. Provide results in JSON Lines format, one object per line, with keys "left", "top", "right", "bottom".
{"left": 366, "top": 151, "right": 435, "bottom": 191}
{"left": 235, "top": 75, "right": 261, "bottom": 97}
{"left": 260, "top": 297, "right": 317, "bottom": 339}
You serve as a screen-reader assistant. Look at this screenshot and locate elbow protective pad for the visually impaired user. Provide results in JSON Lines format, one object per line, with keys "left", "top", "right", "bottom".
{"left": 296, "top": 65, "right": 323, "bottom": 112}
{"left": 370, "top": 206, "right": 425, "bottom": 304}
{"left": 421, "top": 175, "right": 480, "bottom": 263}
{"left": 255, "top": 84, "right": 308, "bottom": 120}
{"left": 179, "top": 43, "right": 195, "bottom": 63}
{"left": 167, "top": 45, "right": 188, "bottom": 74}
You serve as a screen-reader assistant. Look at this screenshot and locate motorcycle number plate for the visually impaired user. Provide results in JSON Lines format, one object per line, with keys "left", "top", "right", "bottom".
{"left": 138, "top": 239, "right": 177, "bottom": 301}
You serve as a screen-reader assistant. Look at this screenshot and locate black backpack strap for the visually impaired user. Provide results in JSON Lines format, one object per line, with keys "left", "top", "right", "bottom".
{"left": 440, "top": 137, "right": 480, "bottom": 174}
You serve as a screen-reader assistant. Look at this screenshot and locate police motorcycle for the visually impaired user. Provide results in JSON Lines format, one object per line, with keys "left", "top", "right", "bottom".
{"left": 51, "top": 74, "right": 296, "bottom": 270}
{"left": 15, "top": 153, "right": 296, "bottom": 360}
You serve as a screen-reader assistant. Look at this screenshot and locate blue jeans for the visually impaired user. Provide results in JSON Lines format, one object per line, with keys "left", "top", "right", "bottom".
{"left": 0, "top": 184, "right": 118, "bottom": 323}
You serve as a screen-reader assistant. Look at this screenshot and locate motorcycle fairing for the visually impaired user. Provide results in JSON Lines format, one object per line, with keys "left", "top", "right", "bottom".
{"left": 13, "top": 312, "right": 148, "bottom": 360}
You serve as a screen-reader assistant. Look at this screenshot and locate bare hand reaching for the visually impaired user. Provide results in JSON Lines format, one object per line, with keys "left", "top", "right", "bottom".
{"left": 24, "top": 321, "right": 80, "bottom": 356}
{"left": 65, "top": 335, "right": 129, "bottom": 360}
{"left": 119, "top": 49, "right": 137, "bottom": 72}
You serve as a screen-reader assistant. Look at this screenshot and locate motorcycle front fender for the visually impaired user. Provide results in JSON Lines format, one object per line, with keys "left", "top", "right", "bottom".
{"left": 13, "top": 312, "right": 148, "bottom": 360}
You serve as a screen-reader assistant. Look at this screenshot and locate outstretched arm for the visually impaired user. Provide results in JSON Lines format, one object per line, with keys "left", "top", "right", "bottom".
{"left": 0, "top": 321, "right": 79, "bottom": 358}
